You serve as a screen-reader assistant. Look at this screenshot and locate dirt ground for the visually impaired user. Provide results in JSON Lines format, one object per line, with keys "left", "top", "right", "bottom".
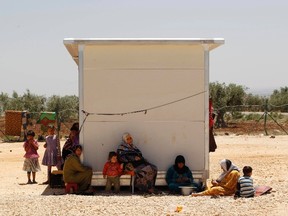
{"left": 214, "top": 120, "right": 288, "bottom": 136}
{"left": 0, "top": 134, "right": 287, "bottom": 215}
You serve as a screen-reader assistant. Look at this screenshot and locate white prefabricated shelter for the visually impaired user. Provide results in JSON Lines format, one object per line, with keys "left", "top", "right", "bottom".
{"left": 63, "top": 38, "right": 224, "bottom": 185}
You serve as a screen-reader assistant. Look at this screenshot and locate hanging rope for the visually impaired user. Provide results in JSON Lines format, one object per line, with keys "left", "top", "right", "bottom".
{"left": 79, "top": 110, "right": 89, "bottom": 133}
{"left": 78, "top": 91, "right": 205, "bottom": 132}
{"left": 81, "top": 91, "right": 205, "bottom": 116}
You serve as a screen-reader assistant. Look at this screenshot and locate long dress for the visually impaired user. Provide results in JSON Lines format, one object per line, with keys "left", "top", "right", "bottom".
{"left": 117, "top": 142, "right": 158, "bottom": 192}
{"left": 63, "top": 154, "right": 93, "bottom": 192}
{"left": 42, "top": 135, "right": 59, "bottom": 166}
{"left": 200, "top": 170, "right": 240, "bottom": 196}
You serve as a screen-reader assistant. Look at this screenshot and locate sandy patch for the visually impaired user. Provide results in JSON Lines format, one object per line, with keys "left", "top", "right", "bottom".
{"left": 0, "top": 135, "right": 287, "bottom": 216}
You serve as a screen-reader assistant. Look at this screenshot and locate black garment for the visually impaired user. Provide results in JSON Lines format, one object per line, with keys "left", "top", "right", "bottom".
{"left": 209, "top": 128, "right": 217, "bottom": 152}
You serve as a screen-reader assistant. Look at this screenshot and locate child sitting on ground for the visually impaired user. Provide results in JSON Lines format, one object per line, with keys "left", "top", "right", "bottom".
{"left": 235, "top": 166, "right": 255, "bottom": 198}
{"left": 103, "top": 151, "right": 123, "bottom": 193}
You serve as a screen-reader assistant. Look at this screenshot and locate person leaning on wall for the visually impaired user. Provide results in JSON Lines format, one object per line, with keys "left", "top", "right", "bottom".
{"left": 117, "top": 132, "right": 158, "bottom": 194}
{"left": 209, "top": 97, "right": 217, "bottom": 152}
{"left": 166, "top": 155, "right": 202, "bottom": 194}
{"left": 63, "top": 144, "right": 93, "bottom": 195}
{"left": 62, "top": 122, "right": 79, "bottom": 162}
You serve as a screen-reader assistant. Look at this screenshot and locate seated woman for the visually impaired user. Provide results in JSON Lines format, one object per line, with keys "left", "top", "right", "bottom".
{"left": 117, "top": 132, "right": 158, "bottom": 194}
{"left": 63, "top": 145, "right": 93, "bottom": 194}
{"left": 192, "top": 159, "right": 240, "bottom": 196}
{"left": 166, "top": 155, "right": 201, "bottom": 194}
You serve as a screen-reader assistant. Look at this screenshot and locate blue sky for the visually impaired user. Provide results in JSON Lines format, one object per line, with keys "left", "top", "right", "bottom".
{"left": 1, "top": 0, "right": 287, "bottom": 96}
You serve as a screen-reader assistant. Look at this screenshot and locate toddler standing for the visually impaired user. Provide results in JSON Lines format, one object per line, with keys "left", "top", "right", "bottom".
{"left": 103, "top": 151, "right": 123, "bottom": 193}
{"left": 23, "top": 130, "right": 41, "bottom": 184}
{"left": 42, "top": 125, "right": 62, "bottom": 184}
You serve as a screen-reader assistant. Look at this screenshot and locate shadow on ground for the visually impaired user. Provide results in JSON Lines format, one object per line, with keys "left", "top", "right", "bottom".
{"left": 41, "top": 185, "right": 171, "bottom": 196}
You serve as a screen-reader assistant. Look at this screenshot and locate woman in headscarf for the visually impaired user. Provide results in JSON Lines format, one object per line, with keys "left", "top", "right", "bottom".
{"left": 63, "top": 145, "right": 93, "bottom": 194}
{"left": 117, "top": 132, "right": 158, "bottom": 194}
{"left": 62, "top": 123, "right": 79, "bottom": 162}
{"left": 166, "top": 155, "right": 201, "bottom": 194}
{"left": 192, "top": 159, "right": 240, "bottom": 196}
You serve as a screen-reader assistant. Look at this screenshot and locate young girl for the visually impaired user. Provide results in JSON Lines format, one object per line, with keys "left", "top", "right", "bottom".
{"left": 23, "top": 130, "right": 41, "bottom": 184}
{"left": 42, "top": 125, "right": 62, "bottom": 184}
{"left": 103, "top": 151, "right": 123, "bottom": 193}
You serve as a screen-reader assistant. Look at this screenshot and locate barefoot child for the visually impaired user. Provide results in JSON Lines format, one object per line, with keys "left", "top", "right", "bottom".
{"left": 23, "top": 130, "right": 41, "bottom": 184}
{"left": 103, "top": 151, "right": 123, "bottom": 193}
{"left": 42, "top": 125, "right": 62, "bottom": 184}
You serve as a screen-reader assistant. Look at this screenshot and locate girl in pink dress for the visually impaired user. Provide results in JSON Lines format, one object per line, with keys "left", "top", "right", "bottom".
{"left": 23, "top": 130, "right": 41, "bottom": 184}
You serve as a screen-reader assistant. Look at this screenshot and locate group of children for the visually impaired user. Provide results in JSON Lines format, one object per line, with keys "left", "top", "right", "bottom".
{"left": 22, "top": 125, "right": 61, "bottom": 184}
{"left": 23, "top": 125, "right": 123, "bottom": 193}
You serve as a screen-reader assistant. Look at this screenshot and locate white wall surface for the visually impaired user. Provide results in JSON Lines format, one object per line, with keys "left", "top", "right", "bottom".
{"left": 79, "top": 43, "right": 207, "bottom": 173}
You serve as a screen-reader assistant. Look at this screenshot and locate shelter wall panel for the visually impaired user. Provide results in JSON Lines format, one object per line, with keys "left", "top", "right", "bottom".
{"left": 81, "top": 121, "right": 205, "bottom": 172}
{"left": 82, "top": 68, "right": 204, "bottom": 121}
{"left": 84, "top": 44, "right": 204, "bottom": 69}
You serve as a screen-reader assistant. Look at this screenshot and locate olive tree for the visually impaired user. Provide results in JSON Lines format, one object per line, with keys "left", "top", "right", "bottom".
{"left": 209, "top": 82, "right": 247, "bottom": 128}
{"left": 46, "top": 95, "right": 79, "bottom": 128}
{"left": 269, "top": 86, "right": 288, "bottom": 112}
{"left": 0, "top": 92, "right": 10, "bottom": 115}
{"left": 0, "top": 90, "right": 46, "bottom": 115}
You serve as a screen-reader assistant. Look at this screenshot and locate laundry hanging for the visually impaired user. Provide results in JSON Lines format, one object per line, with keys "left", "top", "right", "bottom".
{"left": 37, "top": 112, "right": 56, "bottom": 126}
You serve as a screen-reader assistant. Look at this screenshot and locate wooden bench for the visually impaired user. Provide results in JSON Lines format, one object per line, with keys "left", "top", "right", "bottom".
{"left": 92, "top": 171, "right": 136, "bottom": 193}
{"left": 154, "top": 171, "right": 205, "bottom": 185}
{"left": 91, "top": 170, "right": 206, "bottom": 193}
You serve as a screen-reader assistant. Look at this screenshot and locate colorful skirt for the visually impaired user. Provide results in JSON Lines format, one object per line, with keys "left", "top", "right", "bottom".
{"left": 23, "top": 158, "right": 41, "bottom": 172}
{"left": 134, "top": 163, "right": 158, "bottom": 192}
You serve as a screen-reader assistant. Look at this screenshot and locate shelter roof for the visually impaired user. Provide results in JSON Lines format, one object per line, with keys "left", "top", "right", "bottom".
{"left": 63, "top": 38, "right": 224, "bottom": 65}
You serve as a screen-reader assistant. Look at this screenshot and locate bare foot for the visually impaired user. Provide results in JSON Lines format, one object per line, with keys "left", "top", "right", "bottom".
{"left": 191, "top": 193, "right": 201, "bottom": 197}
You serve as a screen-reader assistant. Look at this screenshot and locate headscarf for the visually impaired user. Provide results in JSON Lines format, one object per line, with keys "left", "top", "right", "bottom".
{"left": 216, "top": 159, "right": 239, "bottom": 182}
{"left": 65, "top": 144, "right": 82, "bottom": 160}
{"left": 117, "top": 133, "right": 142, "bottom": 163}
{"left": 72, "top": 144, "right": 82, "bottom": 153}
{"left": 174, "top": 155, "right": 189, "bottom": 174}
{"left": 122, "top": 132, "right": 131, "bottom": 144}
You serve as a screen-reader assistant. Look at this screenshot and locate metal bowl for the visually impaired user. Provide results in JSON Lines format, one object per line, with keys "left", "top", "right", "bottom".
{"left": 179, "top": 186, "right": 197, "bottom": 196}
